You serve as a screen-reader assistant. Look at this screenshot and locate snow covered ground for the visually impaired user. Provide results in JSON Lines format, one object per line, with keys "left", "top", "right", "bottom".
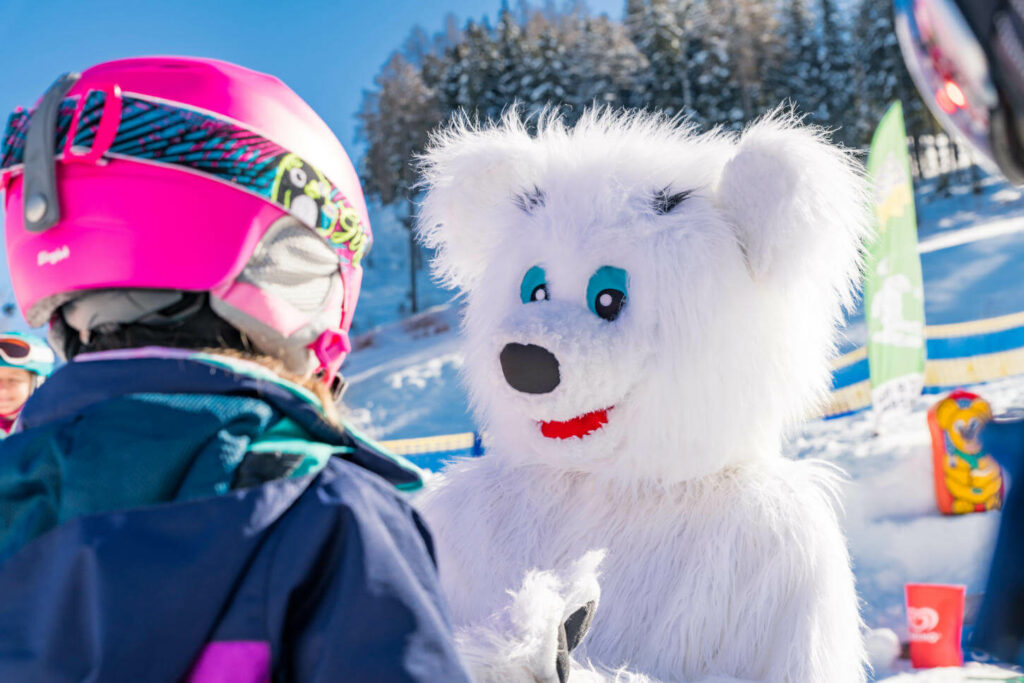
{"left": 881, "top": 664, "right": 1024, "bottom": 681}
{"left": 341, "top": 170, "right": 1024, "bottom": 680}
{"left": 791, "top": 381, "right": 1021, "bottom": 679}
{"left": 343, "top": 304, "right": 469, "bottom": 439}
{"left": 839, "top": 173, "right": 1024, "bottom": 352}
{"left": 791, "top": 387, "right": 1012, "bottom": 639}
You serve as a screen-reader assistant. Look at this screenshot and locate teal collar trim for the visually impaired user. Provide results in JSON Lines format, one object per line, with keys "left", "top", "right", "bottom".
{"left": 63, "top": 347, "right": 426, "bottom": 492}
{"left": 197, "top": 353, "right": 426, "bottom": 491}
{"left": 342, "top": 420, "right": 427, "bottom": 492}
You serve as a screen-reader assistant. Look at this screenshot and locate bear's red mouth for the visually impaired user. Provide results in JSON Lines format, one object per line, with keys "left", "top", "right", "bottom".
{"left": 540, "top": 408, "right": 611, "bottom": 440}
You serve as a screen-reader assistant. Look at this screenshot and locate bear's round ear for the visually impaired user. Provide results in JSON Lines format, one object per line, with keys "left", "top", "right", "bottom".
{"left": 715, "top": 112, "right": 871, "bottom": 304}
{"left": 417, "top": 116, "right": 537, "bottom": 291}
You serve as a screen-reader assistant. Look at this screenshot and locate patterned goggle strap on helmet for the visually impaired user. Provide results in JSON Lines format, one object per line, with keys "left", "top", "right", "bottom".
{"left": 0, "top": 90, "right": 370, "bottom": 266}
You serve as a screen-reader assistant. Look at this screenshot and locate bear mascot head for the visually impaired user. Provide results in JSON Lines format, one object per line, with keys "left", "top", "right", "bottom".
{"left": 419, "top": 108, "right": 868, "bottom": 484}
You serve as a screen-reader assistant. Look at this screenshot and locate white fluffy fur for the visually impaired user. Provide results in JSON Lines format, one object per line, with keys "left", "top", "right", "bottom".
{"left": 416, "top": 108, "right": 870, "bottom": 681}
{"left": 456, "top": 550, "right": 614, "bottom": 682}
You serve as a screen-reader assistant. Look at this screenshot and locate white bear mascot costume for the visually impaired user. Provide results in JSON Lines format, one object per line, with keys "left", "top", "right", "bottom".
{"left": 416, "top": 109, "right": 870, "bottom": 682}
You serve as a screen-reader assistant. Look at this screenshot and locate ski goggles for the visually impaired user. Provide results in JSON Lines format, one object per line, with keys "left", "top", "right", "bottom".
{"left": 0, "top": 80, "right": 370, "bottom": 265}
{"left": 895, "top": 0, "right": 1024, "bottom": 183}
{"left": 0, "top": 337, "right": 35, "bottom": 366}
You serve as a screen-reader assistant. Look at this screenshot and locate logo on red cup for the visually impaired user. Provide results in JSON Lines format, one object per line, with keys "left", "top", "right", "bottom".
{"left": 908, "top": 606, "right": 941, "bottom": 643}
{"left": 905, "top": 583, "right": 966, "bottom": 668}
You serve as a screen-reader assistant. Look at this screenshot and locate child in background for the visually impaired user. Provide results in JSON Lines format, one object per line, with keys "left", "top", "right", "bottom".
{"left": 0, "top": 332, "right": 54, "bottom": 434}
{"left": 0, "top": 57, "right": 469, "bottom": 682}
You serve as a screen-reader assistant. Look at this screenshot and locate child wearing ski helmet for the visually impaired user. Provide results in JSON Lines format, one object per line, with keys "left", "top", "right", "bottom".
{"left": 0, "top": 331, "right": 54, "bottom": 434}
{"left": 0, "top": 57, "right": 469, "bottom": 681}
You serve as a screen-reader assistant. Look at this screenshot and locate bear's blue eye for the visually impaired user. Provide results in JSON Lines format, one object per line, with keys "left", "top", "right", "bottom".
{"left": 520, "top": 266, "right": 549, "bottom": 304}
{"left": 587, "top": 266, "right": 628, "bottom": 321}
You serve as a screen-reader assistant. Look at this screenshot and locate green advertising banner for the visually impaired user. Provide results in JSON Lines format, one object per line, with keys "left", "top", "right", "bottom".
{"left": 864, "top": 101, "right": 926, "bottom": 413}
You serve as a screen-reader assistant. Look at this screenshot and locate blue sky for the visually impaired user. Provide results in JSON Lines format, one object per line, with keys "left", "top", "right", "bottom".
{"left": 0, "top": 0, "right": 624, "bottom": 150}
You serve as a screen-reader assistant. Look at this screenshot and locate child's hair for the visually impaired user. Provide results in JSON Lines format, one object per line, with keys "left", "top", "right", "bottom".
{"left": 50, "top": 292, "right": 341, "bottom": 424}
{"left": 210, "top": 348, "right": 341, "bottom": 425}
{"left": 51, "top": 293, "right": 247, "bottom": 360}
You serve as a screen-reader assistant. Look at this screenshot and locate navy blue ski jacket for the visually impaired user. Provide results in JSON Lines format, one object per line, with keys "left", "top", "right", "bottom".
{"left": 0, "top": 349, "right": 471, "bottom": 682}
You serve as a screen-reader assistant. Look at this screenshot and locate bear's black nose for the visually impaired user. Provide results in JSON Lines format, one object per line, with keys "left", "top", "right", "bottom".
{"left": 500, "top": 343, "right": 561, "bottom": 394}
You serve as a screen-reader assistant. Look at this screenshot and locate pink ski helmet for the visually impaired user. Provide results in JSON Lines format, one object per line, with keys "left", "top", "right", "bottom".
{"left": 0, "top": 57, "right": 371, "bottom": 382}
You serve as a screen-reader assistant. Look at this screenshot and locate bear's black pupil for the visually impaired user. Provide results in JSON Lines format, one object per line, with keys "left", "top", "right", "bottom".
{"left": 531, "top": 284, "right": 548, "bottom": 302}
{"left": 596, "top": 289, "right": 625, "bottom": 321}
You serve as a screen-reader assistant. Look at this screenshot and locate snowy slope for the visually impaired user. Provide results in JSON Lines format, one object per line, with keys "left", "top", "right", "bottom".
{"left": 880, "top": 664, "right": 1024, "bottom": 681}
{"left": 839, "top": 175, "right": 1024, "bottom": 352}
{"left": 349, "top": 203, "right": 452, "bottom": 335}
{"left": 792, "top": 381, "right": 1021, "bottom": 680}
{"left": 343, "top": 304, "right": 471, "bottom": 439}
{"left": 791, "top": 386, "right": 1014, "bottom": 637}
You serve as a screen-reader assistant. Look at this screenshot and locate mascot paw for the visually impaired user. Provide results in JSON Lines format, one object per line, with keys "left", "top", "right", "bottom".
{"left": 456, "top": 550, "right": 605, "bottom": 682}
{"left": 557, "top": 601, "right": 597, "bottom": 681}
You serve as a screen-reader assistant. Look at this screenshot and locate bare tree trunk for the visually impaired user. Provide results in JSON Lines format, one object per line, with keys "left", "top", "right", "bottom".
{"left": 968, "top": 149, "right": 984, "bottom": 195}
{"left": 936, "top": 137, "right": 953, "bottom": 197}
{"left": 403, "top": 213, "right": 419, "bottom": 314}
{"left": 906, "top": 135, "right": 921, "bottom": 180}
{"left": 911, "top": 134, "right": 924, "bottom": 180}
{"left": 906, "top": 135, "right": 920, "bottom": 180}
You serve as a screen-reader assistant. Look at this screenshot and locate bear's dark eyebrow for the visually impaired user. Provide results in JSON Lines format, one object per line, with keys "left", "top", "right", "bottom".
{"left": 513, "top": 186, "right": 546, "bottom": 214}
{"left": 651, "top": 188, "right": 693, "bottom": 215}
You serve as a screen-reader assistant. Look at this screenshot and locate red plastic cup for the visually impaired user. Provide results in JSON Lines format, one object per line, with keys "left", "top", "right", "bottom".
{"left": 905, "top": 583, "right": 966, "bottom": 668}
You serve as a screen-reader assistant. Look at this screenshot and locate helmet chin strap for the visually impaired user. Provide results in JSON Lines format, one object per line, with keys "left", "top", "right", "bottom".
{"left": 309, "top": 328, "right": 351, "bottom": 398}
